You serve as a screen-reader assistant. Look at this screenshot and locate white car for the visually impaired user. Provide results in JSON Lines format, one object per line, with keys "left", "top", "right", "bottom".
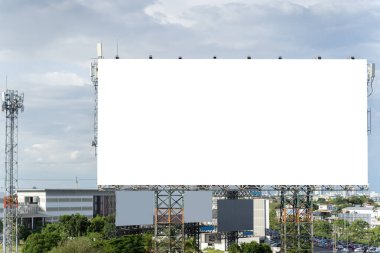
{"left": 337, "top": 245, "right": 344, "bottom": 250}
{"left": 354, "top": 247, "right": 364, "bottom": 252}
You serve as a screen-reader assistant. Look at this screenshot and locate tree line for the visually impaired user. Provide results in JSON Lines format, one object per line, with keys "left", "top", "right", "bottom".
{"left": 314, "top": 219, "right": 380, "bottom": 246}
{"left": 21, "top": 214, "right": 153, "bottom": 253}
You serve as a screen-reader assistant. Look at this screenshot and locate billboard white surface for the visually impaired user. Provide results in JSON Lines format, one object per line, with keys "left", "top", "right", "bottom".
{"left": 98, "top": 59, "right": 368, "bottom": 185}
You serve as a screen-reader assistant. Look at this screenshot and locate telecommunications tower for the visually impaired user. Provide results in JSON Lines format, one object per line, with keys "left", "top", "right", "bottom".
{"left": 91, "top": 43, "right": 103, "bottom": 156}
{"left": 2, "top": 90, "right": 24, "bottom": 253}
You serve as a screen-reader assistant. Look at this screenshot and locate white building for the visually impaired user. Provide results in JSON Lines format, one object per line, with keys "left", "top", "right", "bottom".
{"left": 370, "top": 192, "right": 380, "bottom": 203}
{"left": 15, "top": 189, "right": 115, "bottom": 229}
{"left": 340, "top": 206, "right": 380, "bottom": 227}
{"left": 318, "top": 204, "right": 335, "bottom": 211}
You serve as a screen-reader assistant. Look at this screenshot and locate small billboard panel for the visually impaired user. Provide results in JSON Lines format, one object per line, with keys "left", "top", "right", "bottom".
{"left": 116, "top": 191, "right": 153, "bottom": 226}
{"left": 184, "top": 191, "right": 212, "bottom": 223}
{"left": 217, "top": 199, "right": 253, "bottom": 232}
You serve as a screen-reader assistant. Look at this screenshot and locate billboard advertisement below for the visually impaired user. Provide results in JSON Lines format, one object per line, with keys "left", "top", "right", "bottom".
{"left": 217, "top": 199, "right": 253, "bottom": 232}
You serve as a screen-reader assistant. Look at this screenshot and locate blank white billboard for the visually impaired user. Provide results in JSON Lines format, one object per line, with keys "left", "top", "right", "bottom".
{"left": 98, "top": 59, "right": 368, "bottom": 185}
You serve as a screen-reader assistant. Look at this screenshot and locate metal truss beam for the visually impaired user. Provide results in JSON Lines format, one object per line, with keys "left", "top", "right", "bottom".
{"left": 99, "top": 185, "right": 368, "bottom": 192}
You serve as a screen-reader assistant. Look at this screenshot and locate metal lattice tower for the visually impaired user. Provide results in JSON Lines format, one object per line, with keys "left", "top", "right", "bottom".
{"left": 91, "top": 43, "right": 103, "bottom": 156}
{"left": 154, "top": 187, "right": 185, "bottom": 253}
{"left": 91, "top": 59, "right": 98, "bottom": 156}
{"left": 2, "top": 90, "right": 24, "bottom": 253}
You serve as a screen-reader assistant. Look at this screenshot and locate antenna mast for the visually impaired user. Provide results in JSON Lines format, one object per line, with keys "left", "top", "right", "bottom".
{"left": 91, "top": 42, "right": 103, "bottom": 156}
{"left": 2, "top": 89, "right": 24, "bottom": 253}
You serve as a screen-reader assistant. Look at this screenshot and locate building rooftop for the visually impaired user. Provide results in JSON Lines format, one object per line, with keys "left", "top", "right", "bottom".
{"left": 18, "top": 188, "right": 105, "bottom": 192}
{"left": 342, "top": 206, "right": 374, "bottom": 211}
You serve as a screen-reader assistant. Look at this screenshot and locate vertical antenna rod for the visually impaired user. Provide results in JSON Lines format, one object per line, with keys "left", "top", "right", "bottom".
{"left": 2, "top": 89, "right": 24, "bottom": 253}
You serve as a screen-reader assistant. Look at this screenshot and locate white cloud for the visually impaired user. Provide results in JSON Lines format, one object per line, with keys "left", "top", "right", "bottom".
{"left": 27, "top": 72, "right": 88, "bottom": 87}
{"left": 0, "top": 49, "right": 20, "bottom": 62}
{"left": 23, "top": 140, "right": 91, "bottom": 166}
{"left": 24, "top": 142, "right": 54, "bottom": 162}
{"left": 69, "top": 150, "right": 79, "bottom": 160}
{"left": 144, "top": 0, "right": 380, "bottom": 28}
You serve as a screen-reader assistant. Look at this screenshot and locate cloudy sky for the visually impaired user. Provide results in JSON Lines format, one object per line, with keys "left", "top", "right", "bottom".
{"left": 0, "top": 0, "right": 379, "bottom": 191}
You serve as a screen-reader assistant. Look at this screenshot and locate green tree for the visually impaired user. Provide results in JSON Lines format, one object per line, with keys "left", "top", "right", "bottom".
{"left": 348, "top": 220, "right": 370, "bottom": 244}
{"left": 331, "top": 196, "right": 346, "bottom": 205}
{"left": 269, "top": 201, "right": 280, "bottom": 232}
{"left": 59, "top": 214, "right": 89, "bottom": 237}
{"left": 88, "top": 216, "right": 106, "bottom": 233}
{"left": 333, "top": 219, "right": 348, "bottom": 241}
{"left": 203, "top": 248, "right": 224, "bottom": 253}
{"left": 48, "top": 237, "right": 103, "bottom": 253}
{"left": 102, "top": 215, "right": 116, "bottom": 239}
{"left": 240, "top": 241, "right": 272, "bottom": 253}
{"left": 269, "top": 208, "right": 280, "bottom": 231}
{"left": 42, "top": 223, "right": 65, "bottom": 236}
{"left": 313, "top": 220, "right": 332, "bottom": 238}
{"left": 104, "top": 234, "right": 147, "bottom": 253}
{"left": 369, "top": 226, "right": 380, "bottom": 246}
{"left": 18, "top": 224, "right": 33, "bottom": 241}
{"left": 23, "top": 231, "right": 61, "bottom": 253}
{"left": 184, "top": 238, "right": 196, "bottom": 253}
{"left": 228, "top": 243, "right": 240, "bottom": 253}
{"left": 142, "top": 233, "right": 153, "bottom": 252}
{"left": 86, "top": 232, "right": 105, "bottom": 249}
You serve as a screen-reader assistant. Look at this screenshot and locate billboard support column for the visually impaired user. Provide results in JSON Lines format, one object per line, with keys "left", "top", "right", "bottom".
{"left": 154, "top": 187, "right": 185, "bottom": 253}
{"left": 280, "top": 186, "right": 314, "bottom": 253}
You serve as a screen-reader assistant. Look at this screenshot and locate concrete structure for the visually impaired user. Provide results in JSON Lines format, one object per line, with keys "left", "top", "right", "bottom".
{"left": 16, "top": 189, "right": 115, "bottom": 229}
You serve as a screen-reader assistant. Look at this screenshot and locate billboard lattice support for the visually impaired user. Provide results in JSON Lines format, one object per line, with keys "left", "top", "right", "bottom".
{"left": 154, "top": 188, "right": 185, "bottom": 253}
{"left": 184, "top": 223, "right": 200, "bottom": 253}
{"left": 280, "top": 186, "right": 314, "bottom": 253}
